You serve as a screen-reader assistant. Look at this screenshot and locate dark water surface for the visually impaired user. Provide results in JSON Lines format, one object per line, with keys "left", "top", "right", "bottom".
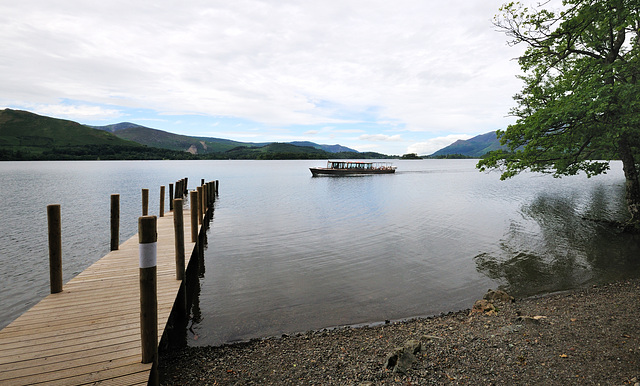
{"left": 1, "top": 160, "right": 639, "bottom": 346}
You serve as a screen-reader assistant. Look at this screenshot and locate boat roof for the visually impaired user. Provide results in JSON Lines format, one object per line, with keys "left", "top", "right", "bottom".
{"left": 327, "top": 160, "right": 393, "bottom": 164}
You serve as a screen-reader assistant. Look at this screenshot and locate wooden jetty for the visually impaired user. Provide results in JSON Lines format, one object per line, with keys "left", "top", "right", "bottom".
{"left": 0, "top": 179, "right": 218, "bottom": 385}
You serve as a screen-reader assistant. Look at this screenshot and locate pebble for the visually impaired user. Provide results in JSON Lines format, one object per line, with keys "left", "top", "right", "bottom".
{"left": 159, "top": 279, "right": 640, "bottom": 385}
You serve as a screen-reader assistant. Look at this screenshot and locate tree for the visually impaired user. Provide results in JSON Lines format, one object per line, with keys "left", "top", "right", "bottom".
{"left": 477, "top": 0, "right": 640, "bottom": 230}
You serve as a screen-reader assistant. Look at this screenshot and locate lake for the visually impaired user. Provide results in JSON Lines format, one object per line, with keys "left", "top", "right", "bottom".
{"left": 1, "top": 159, "right": 639, "bottom": 346}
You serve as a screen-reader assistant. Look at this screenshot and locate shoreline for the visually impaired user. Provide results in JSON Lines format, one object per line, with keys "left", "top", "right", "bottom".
{"left": 159, "top": 278, "right": 640, "bottom": 385}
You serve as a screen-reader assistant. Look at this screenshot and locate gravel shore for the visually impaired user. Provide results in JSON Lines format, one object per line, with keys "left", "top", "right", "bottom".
{"left": 159, "top": 279, "right": 639, "bottom": 385}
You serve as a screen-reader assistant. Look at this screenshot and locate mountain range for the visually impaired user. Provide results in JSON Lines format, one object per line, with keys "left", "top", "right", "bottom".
{"left": 0, "top": 108, "right": 504, "bottom": 160}
{"left": 428, "top": 131, "right": 506, "bottom": 158}
{"left": 0, "top": 109, "right": 386, "bottom": 160}
{"left": 89, "top": 122, "right": 358, "bottom": 155}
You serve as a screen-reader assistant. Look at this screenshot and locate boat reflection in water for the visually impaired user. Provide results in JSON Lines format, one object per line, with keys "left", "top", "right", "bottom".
{"left": 310, "top": 160, "right": 397, "bottom": 176}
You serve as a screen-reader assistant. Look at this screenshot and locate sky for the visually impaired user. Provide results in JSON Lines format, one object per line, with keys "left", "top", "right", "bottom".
{"left": 0, "top": 0, "right": 532, "bottom": 155}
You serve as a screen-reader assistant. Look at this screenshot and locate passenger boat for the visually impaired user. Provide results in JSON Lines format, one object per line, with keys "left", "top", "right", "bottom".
{"left": 310, "top": 160, "right": 397, "bottom": 176}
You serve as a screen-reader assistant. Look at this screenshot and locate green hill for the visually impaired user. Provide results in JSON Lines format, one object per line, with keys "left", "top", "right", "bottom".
{"left": 0, "top": 109, "right": 136, "bottom": 151}
{"left": 217, "top": 143, "right": 329, "bottom": 159}
{"left": 91, "top": 123, "right": 359, "bottom": 155}
{"left": 200, "top": 143, "right": 387, "bottom": 160}
{"left": 0, "top": 109, "right": 390, "bottom": 160}
{"left": 0, "top": 109, "right": 195, "bottom": 160}
{"left": 288, "top": 141, "right": 358, "bottom": 153}
{"left": 429, "top": 131, "right": 505, "bottom": 158}
{"left": 109, "top": 125, "right": 252, "bottom": 154}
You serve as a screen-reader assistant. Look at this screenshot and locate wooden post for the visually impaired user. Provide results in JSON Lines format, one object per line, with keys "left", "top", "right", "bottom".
{"left": 202, "top": 184, "right": 208, "bottom": 213}
{"left": 201, "top": 178, "right": 205, "bottom": 186}
{"left": 138, "top": 215, "right": 158, "bottom": 371}
{"left": 110, "top": 194, "right": 119, "bottom": 251}
{"left": 184, "top": 178, "right": 188, "bottom": 196}
{"left": 173, "top": 199, "right": 185, "bottom": 280}
{"left": 190, "top": 190, "right": 198, "bottom": 243}
{"left": 47, "top": 204, "right": 63, "bottom": 294}
{"left": 169, "top": 184, "right": 174, "bottom": 211}
{"left": 142, "top": 188, "right": 149, "bottom": 216}
{"left": 215, "top": 180, "right": 219, "bottom": 195}
{"left": 196, "top": 186, "right": 203, "bottom": 225}
{"left": 159, "top": 186, "right": 165, "bottom": 218}
{"left": 204, "top": 182, "right": 209, "bottom": 209}
{"left": 208, "top": 182, "right": 213, "bottom": 207}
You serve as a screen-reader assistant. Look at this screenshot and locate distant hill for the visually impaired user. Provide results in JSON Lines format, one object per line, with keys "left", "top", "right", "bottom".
{"left": 89, "top": 122, "right": 149, "bottom": 133}
{"left": 0, "top": 109, "right": 137, "bottom": 152}
{"left": 0, "top": 109, "right": 386, "bottom": 160}
{"left": 91, "top": 123, "right": 359, "bottom": 155}
{"left": 288, "top": 141, "right": 358, "bottom": 153}
{"left": 0, "top": 109, "right": 200, "bottom": 160}
{"left": 429, "top": 131, "right": 505, "bottom": 158}
{"left": 99, "top": 124, "right": 252, "bottom": 154}
{"left": 205, "top": 143, "right": 386, "bottom": 160}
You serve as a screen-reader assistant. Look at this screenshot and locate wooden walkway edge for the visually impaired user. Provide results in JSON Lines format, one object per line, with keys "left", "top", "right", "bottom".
{"left": 0, "top": 205, "right": 203, "bottom": 386}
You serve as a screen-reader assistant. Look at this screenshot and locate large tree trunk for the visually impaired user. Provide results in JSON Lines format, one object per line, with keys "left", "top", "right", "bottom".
{"left": 618, "top": 134, "right": 640, "bottom": 232}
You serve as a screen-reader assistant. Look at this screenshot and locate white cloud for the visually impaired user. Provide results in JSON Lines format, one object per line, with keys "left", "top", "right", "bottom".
{"left": 9, "top": 102, "right": 124, "bottom": 121}
{"left": 359, "top": 134, "right": 403, "bottom": 142}
{"left": 407, "top": 134, "right": 474, "bottom": 155}
{"left": 0, "top": 0, "right": 527, "bottom": 153}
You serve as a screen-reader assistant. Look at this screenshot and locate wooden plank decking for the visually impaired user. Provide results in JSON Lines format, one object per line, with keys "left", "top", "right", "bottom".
{"left": 0, "top": 209, "right": 199, "bottom": 385}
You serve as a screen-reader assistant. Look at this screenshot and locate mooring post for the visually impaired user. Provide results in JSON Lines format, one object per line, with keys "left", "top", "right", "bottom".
{"left": 184, "top": 178, "right": 188, "bottom": 196}
{"left": 142, "top": 188, "right": 149, "bottom": 216}
{"left": 201, "top": 178, "right": 204, "bottom": 186}
{"left": 159, "top": 186, "right": 165, "bottom": 218}
{"left": 202, "top": 184, "right": 208, "bottom": 214}
{"left": 169, "top": 184, "right": 174, "bottom": 211}
{"left": 190, "top": 190, "right": 198, "bottom": 243}
{"left": 204, "top": 182, "right": 211, "bottom": 210}
{"left": 173, "top": 199, "right": 185, "bottom": 281}
{"left": 209, "top": 181, "right": 214, "bottom": 207}
{"left": 138, "top": 215, "right": 158, "bottom": 385}
{"left": 196, "top": 186, "right": 203, "bottom": 225}
{"left": 173, "top": 199, "right": 188, "bottom": 320}
{"left": 110, "top": 194, "right": 120, "bottom": 251}
{"left": 47, "top": 204, "right": 63, "bottom": 294}
{"left": 215, "top": 180, "right": 219, "bottom": 196}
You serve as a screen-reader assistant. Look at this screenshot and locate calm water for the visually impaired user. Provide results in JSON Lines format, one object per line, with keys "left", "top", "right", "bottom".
{"left": 1, "top": 160, "right": 639, "bottom": 346}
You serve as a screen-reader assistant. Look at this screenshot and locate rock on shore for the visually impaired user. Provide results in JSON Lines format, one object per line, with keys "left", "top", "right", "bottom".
{"left": 159, "top": 279, "right": 640, "bottom": 385}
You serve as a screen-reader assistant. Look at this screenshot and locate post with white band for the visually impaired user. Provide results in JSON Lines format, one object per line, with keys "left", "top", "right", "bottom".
{"left": 138, "top": 215, "right": 158, "bottom": 384}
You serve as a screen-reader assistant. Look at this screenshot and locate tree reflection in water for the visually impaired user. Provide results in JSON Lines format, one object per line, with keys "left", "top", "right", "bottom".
{"left": 475, "top": 184, "right": 640, "bottom": 297}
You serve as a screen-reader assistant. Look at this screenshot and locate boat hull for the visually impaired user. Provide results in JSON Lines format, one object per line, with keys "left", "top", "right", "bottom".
{"left": 310, "top": 168, "right": 396, "bottom": 176}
